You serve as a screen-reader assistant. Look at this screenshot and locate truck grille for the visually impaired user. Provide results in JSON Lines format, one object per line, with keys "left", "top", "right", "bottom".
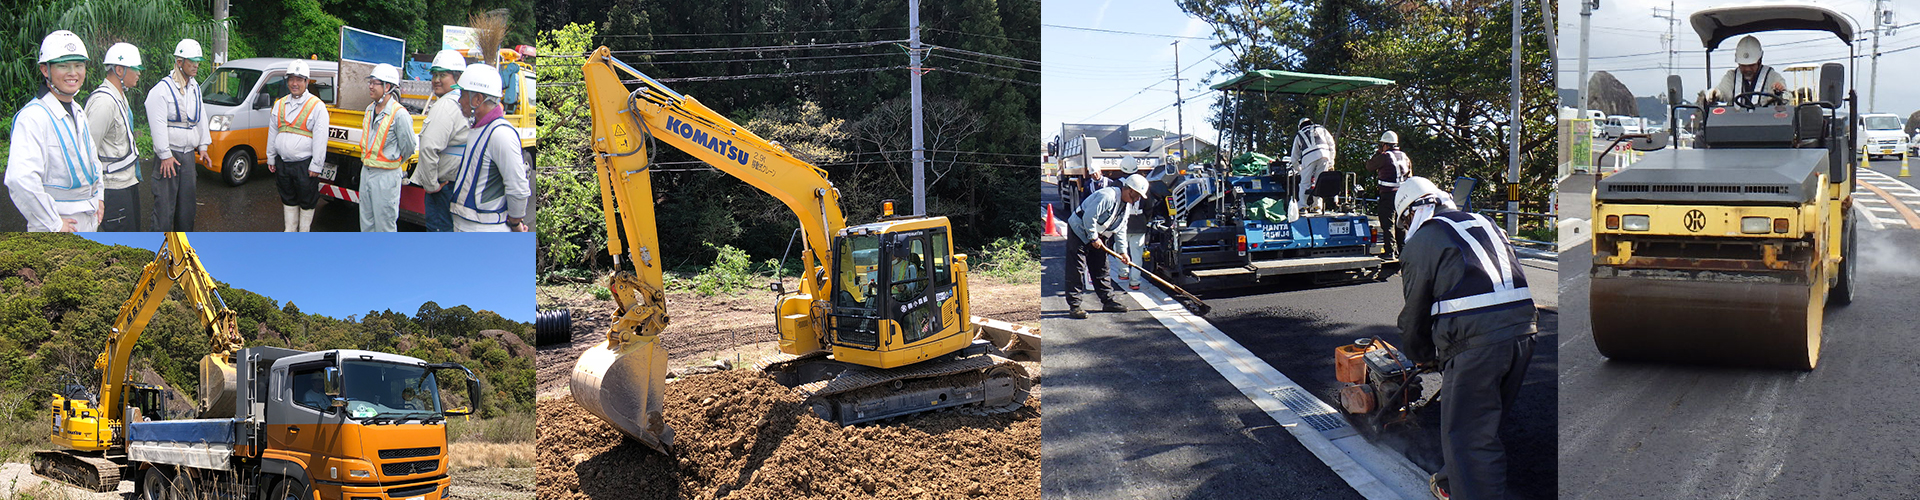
{"left": 382, "top": 460, "right": 439, "bottom": 476}
{"left": 379, "top": 447, "right": 439, "bottom": 459}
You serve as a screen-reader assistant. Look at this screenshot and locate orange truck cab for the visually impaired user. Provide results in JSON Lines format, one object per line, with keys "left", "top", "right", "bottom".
{"left": 126, "top": 347, "right": 479, "bottom": 500}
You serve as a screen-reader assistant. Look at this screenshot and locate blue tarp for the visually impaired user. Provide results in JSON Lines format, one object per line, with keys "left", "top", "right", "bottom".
{"left": 341, "top": 26, "right": 406, "bottom": 69}
{"left": 406, "top": 61, "right": 433, "bottom": 81}
{"left": 128, "top": 418, "right": 238, "bottom": 444}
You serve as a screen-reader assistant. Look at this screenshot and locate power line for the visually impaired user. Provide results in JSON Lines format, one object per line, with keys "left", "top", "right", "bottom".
{"left": 546, "top": 40, "right": 907, "bottom": 58}
{"left": 536, "top": 66, "right": 906, "bottom": 87}
{"left": 1043, "top": 23, "right": 1212, "bottom": 40}
{"left": 930, "top": 67, "right": 1040, "bottom": 86}
{"left": 928, "top": 53, "right": 1041, "bottom": 73}
{"left": 923, "top": 27, "right": 1039, "bottom": 45}
{"left": 924, "top": 44, "right": 1039, "bottom": 66}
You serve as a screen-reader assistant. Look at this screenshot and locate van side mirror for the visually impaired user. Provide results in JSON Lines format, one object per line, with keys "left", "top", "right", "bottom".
{"left": 1666, "top": 75, "right": 1684, "bottom": 106}
{"left": 254, "top": 92, "right": 273, "bottom": 109}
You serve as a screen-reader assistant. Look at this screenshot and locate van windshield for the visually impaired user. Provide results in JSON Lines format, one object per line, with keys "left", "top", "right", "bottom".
{"left": 1864, "top": 116, "right": 1902, "bottom": 131}
{"left": 202, "top": 68, "right": 260, "bottom": 107}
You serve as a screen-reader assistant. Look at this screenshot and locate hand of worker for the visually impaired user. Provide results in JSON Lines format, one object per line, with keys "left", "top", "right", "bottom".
{"left": 159, "top": 157, "right": 177, "bottom": 178}
{"left": 508, "top": 217, "right": 528, "bottom": 232}
{"left": 196, "top": 150, "right": 210, "bottom": 166}
{"left": 60, "top": 218, "right": 77, "bottom": 232}
{"left": 1773, "top": 81, "right": 1787, "bottom": 94}
{"left": 267, "top": 160, "right": 276, "bottom": 174}
{"left": 1089, "top": 238, "right": 1108, "bottom": 254}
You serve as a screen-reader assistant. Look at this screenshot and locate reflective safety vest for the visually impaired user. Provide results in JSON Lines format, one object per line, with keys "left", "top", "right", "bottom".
{"left": 87, "top": 86, "right": 137, "bottom": 173}
{"left": 275, "top": 94, "right": 321, "bottom": 139}
{"left": 16, "top": 99, "right": 103, "bottom": 202}
{"left": 1421, "top": 211, "right": 1533, "bottom": 317}
{"left": 360, "top": 99, "right": 407, "bottom": 170}
{"left": 160, "top": 76, "right": 201, "bottom": 129}
{"left": 450, "top": 116, "right": 519, "bottom": 224}
{"left": 1378, "top": 150, "right": 1411, "bottom": 188}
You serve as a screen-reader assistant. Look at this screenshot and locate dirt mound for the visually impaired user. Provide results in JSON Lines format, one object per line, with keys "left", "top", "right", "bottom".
{"left": 537, "top": 370, "right": 1039, "bottom": 499}
{"left": 481, "top": 329, "right": 535, "bottom": 358}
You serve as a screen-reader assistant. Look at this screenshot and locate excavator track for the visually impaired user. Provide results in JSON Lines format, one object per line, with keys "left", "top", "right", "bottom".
{"left": 31, "top": 450, "right": 123, "bottom": 492}
{"left": 761, "top": 345, "right": 1032, "bottom": 425}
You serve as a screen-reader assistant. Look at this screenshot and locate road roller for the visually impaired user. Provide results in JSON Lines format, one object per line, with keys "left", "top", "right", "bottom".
{"left": 1590, "top": 4, "right": 1857, "bottom": 369}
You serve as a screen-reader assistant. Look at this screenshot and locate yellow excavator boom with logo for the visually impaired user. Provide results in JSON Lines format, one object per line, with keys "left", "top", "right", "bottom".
{"left": 569, "top": 47, "right": 1034, "bottom": 453}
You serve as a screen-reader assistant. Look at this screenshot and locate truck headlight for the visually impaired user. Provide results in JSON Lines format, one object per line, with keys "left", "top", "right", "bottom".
{"left": 1622, "top": 215, "right": 1651, "bottom": 231}
{"left": 349, "top": 469, "right": 372, "bottom": 478}
{"left": 208, "top": 114, "right": 232, "bottom": 131}
{"left": 1741, "top": 216, "right": 1771, "bottom": 234}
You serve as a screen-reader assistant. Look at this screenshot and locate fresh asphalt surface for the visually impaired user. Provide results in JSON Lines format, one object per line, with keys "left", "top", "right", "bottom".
{"left": 1559, "top": 159, "right": 1920, "bottom": 499}
{"left": 1040, "top": 182, "right": 1557, "bottom": 499}
{"left": 1, "top": 158, "right": 385, "bottom": 232}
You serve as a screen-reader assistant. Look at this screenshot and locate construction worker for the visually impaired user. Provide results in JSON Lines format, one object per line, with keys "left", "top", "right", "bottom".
{"left": 1366, "top": 131, "right": 1413, "bottom": 257}
{"left": 265, "top": 60, "right": 328, "bottom": 232}
{"left": 145, "top": 38, "right": 210, "bottom": 231}
{"left": 7, "top": 30, "right": 105, "bottom": 232}
{"left": 357, "top": 63, "right": 416, "bottom": 232}
{"left": 1393, "top": 176, "right": 1537, "bottom": 500}
{"left": 409, "top": 50, "right": 472, "bottom": 232}
{"left": 87, "top": 43, "right": 143, "bottom": 231}
{"left": 1290, "top": 117, "right": 1336, "bottom": 215}
{"left": 1065, "top": 173, "right": 1149, "bottom": 319}
{"left": 449, "top": 64, "right": 531, "bottom": 232}
{"left": 1706, "top": 35, "right": 1787, "bottom": 107}
{"left": 1111, "top": 156, "right": 1146, "bottom": 290}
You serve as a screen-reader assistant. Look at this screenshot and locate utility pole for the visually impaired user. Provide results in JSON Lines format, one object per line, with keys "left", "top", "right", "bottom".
{"left": 909, "top": 0, "right": 927, "bottom": 215}
{"left": 1654, "top": 2, "right": 1677, "bottom": 79}
{"left": 1578, "top": 0, "right": 1596, "bottom": 117}
{"left": 1172, "top": 40, "right": 1185, "bottom": 162}
{"left": 1509, "top": 0, "right": 1523, "bottom": 234}
{"left": 213, "top": 0, "right": 229, "bottom": 64}
{"left": 1871, "top": 0, "right": 1887, "bottom": 112}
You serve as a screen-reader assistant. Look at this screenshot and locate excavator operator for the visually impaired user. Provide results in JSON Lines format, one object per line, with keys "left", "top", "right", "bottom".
{"left": 1393, "top": 177, "right": 1537, "bottom": 500}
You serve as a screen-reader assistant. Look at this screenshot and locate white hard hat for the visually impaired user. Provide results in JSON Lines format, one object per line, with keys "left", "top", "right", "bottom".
{"left": 431, "top": 49, "right": 467, "bottom": 74}
{"left": 285, "top": 60, "right": 311, "bottom": 79}
{"left": 1298, "top": 117, "right": 1314, "bottom": 128}
{"left": 1393, "top": 176, "right": 1454, "bottom": 219}
{"left": 1734, "top": 35, "right": 1763, "bottom": 65}
{"left": 102, "top": 43, "right": 141, "bottom": 70}
{"left": 39, "top": 30, "right": 88, "bottom": 64}
{"left": 173, "top": 38, "right": 203, "bottom": 62}
{"left": 457, "top": 64, "right": 503, "bottom": 98}
{"left": 1121, "top": 174, "right": 1150, "bottom": 195}
{"left": 367, "top": 63, "right": 401, "bottom": 85}
{"left": 1378, "top": 130, "right": 1398, "bottom": 144}
{"left": 1118, "top": 156, "right": 1140, "bottom": 174}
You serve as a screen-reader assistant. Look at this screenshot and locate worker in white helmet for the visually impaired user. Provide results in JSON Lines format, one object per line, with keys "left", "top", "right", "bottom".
{"left": 1366, "top": 130, "right": 1413, "bottom": 257}
{"left": 1065, "top": 173, "right": 1149, "bottom": 318}
{"left": 1707, "top": 35, "right": 1788, "bottom": 108}
{"left": 1290, "top": 117, "right": 1337, "bottom": 216}
{"left": 408, "top": 49, "right": 473, "bottom": 232}
{"left": 357, "top": 63, "right": 416, "bottom": 232}
{"left": 1392, "top": 176, "right": 1537, "bottom": 500}
{"left": 448, "top": 64, "right": 530, "bottom": 232}
{"left": 144, "top": 38, "right": 210, "bottom": 231}
{"left": 265, "top": 60, "right": 329, "bottom": 232}
{"left": 87, "top": 42, "right": 144, "bottom": 231}
{"left": 1110, "top": 156, "right": 1147, "bottom": 290}
{"left": 7, "top": 30, "right": 105, "bottom": 232}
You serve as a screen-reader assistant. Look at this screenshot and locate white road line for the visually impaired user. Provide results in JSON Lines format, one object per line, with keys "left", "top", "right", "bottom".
{"left": 1860, "top": 204, "right": 1889, "bottom": 230}
{"left": 1122, "top": 283, "right": 1432, "bottom": 500}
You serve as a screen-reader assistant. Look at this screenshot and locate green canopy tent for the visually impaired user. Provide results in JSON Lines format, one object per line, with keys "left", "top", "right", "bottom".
{"left": 1209, "top": 70, "right": 1396, "bottom": 168}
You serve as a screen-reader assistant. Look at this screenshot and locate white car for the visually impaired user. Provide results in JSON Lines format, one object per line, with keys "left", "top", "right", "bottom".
{"left": 1601, "top": 116, "right": 1644, "bottom": 141}
{"left": 1858, "top": 113, "right": 1908, "bottom": 159}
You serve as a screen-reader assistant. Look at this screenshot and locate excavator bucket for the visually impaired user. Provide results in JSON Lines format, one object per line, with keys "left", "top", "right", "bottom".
{"left": 197, "top": 354, "right": 238, "bottom": 418}
{"left": 1591, "top": 277, "right": 1822, "bottom": 369}
{"left": 570, "top": 338, "right": 675, "bottom": 454}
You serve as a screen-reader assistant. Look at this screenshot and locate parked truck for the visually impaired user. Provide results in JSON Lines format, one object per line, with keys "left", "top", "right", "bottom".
{"left": 32, "top": 233, "right": 480, "bottom": 500}
{"left": 199, "top": 26, "right": 536, "bottom": 227}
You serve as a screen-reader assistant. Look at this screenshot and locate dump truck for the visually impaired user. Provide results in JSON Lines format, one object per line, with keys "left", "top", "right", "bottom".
{"left": 31, "top": 233, "right": 481, "bottom": 500}
{"left": 1140, "top": 70, "right": 1394, "bottom": 289}
{"left": 1055, "top": 123, "right": 1167, "bottom": 208}
{"left": 1590, "top": 3, "right": 1857, "bottom": 369}
{"left": 199, "top": 26, "right": 536, "bottom": 227}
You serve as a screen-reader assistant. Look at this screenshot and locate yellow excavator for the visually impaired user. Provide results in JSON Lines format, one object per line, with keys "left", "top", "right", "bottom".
{"left": 33, "top": 232, "right": 244, "bottom": 491}
{"left": 568, "top": 47, "right": 1035, "bottom": 452}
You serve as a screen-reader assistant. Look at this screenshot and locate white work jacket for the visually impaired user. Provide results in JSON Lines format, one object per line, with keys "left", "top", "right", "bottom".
{"left": 7, "top": 93, "right": 105, "bottom": 230}
{"left": 450, "top": 112, "right": 529, "bottom": 225}
{"left": 85, "top": 82, "right": 140, "bottom": 189}
{"left": 411, "top": 89, "right": 471, "bottom": 189}
{"left": 145, "top": 71, "right": 210, "bottom": 154}
{"left": 266, "top": 92, "right": 329, "bottom": 169}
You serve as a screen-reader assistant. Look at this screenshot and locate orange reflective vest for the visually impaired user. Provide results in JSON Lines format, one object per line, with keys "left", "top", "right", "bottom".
{"left": 360, "top": 100, "right": 407, "bottom": 170}
{"left": 275, "top": 95, "right": 321, "bottom": 139}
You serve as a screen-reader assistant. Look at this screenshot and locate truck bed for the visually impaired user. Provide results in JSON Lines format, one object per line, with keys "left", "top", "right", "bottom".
{"left": 126, "top": 418, "right": 241, "bottom": 471}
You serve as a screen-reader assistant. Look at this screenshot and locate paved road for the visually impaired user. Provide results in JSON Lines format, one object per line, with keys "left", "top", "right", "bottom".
{"left": 1559, "top": 161, "right": 1920, "bottom": 499}
{"left": 1, "top": 159, "right": 391, "bottom": 232}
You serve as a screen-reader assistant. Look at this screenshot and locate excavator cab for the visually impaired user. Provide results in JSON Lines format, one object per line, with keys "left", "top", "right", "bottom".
{"left": 825, "top": 217, "right": 966, "bottom": 367}
{"left": 124, "top": 383, "right": 170, "bottom": 422}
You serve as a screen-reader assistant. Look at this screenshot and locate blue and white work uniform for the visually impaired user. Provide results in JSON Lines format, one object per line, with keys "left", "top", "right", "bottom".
{"left": 6, "top": 92, "right": 105, "bottom": 231}
{"left": 144, "top": 71, "right": 209, "bottom": 231}
{"left": 448, "top": 110, "right": 528, "bottom": 232}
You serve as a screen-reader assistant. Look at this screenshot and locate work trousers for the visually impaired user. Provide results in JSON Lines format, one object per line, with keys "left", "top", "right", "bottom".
{"left": 424, "top": 182, "right": 455, "bottom": 232}
{"left": 276, "top": 158, "right": 319, "bottom": 209}
{"left": 1064, "top": 231, "right": 1114, "bottom": 307}
{"left": 101, "top": 185, "right": 138, "bottom": 232}
{"left": 359, "top": 166, "right": 403, "bottom": 232}
{"left": 1377, "top": 188, "right": 1400, "bottom": 257}
{"left": 152, "top": 150, "right": 196, "bottom": 231}
{"left": 1440, "top": 334, "right": 1536, "bottom": 500}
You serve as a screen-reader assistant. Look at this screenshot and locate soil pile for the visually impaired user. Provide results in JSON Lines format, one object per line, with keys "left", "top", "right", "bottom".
{"left": 537, "top": 370, "right": 1039, "bottom": 500}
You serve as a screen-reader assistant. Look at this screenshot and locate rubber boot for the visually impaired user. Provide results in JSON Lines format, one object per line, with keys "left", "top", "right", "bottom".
{"left": 1068, "top": 303, "right": 1088, "bottom": 319}
{"left": 298, "top": 208, "right": 315, "bottom": 232}
{"left": 282, "top": 206, "right": 298, "bottom": 232}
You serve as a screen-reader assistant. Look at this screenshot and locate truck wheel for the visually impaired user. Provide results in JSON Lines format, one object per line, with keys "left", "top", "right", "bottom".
{"left": 139, "top": 468, "right": 170, "bottom": 500}
{"left": 1830, "top": 215, "right": 1856, "bottom": 305}
{"left": 222, "top": 148, "right": 254, "bottom": 186}
{"left": 269, "top": 477, "right": 313, "bottom": 500}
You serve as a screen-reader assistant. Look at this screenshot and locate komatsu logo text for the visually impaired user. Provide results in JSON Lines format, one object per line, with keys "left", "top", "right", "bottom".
{"left": 666, "top": 116, "right": 751, "bottom": 166}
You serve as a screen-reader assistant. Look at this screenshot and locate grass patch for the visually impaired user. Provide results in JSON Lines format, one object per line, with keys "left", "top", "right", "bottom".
{"left": 446, "top": 442, "right": 534, "bottom": 470}
{"left": 0, "top": 416, "right": 44, "bottom": 465}
{"left": 447, "top": 412, "right": 534, "bottom": 443}
{"left": 972, "top": 237, "right": 1040, "bottom": 283}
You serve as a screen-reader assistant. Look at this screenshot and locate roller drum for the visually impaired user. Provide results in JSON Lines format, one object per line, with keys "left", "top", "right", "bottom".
{"left": 1591, "top": 276, "right": 1822, "bottom": 369}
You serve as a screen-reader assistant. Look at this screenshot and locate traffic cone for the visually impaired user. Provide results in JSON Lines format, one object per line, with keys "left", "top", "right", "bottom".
{"left": 1903, "top": 152, "right": 1911, "bottom": 177}
{"left": 1044, "top": 204, "right": 1059, "bottom": 236}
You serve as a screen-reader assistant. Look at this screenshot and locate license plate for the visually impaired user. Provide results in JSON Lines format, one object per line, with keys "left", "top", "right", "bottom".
{"left": 319, "top": 163, "right": 338, "bottom": 181}
{"left": 405, "top": 496, "right": 423, "bottom": 500}
{"left": 1330, "top": 221, "right": 1352, "bottom": 235}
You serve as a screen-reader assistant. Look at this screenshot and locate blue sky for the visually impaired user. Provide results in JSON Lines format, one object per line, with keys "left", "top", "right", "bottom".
{"left": 78, "top": 233, "right": 534, "bottom": 323}
{"left": 1558, "top": 0, "right": 1917, "bottom": 116}
{"left": 1041, "top": 0, "right": 1234, "bottom": 149}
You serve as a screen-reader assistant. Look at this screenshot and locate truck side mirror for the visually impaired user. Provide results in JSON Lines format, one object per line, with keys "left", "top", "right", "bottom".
{"left": 1819, "top": 63, "right": 1845, "bottom": 107}
{"left": 1666, "top": 75, "right": 1684, "bottom": 106}
{"left": 322, "top": 366, "right": 341, "bottom": 397}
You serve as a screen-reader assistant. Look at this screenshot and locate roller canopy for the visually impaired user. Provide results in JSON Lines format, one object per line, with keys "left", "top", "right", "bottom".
{"left": 1690, "top": 4, "right": 1856, "bottom": 50}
